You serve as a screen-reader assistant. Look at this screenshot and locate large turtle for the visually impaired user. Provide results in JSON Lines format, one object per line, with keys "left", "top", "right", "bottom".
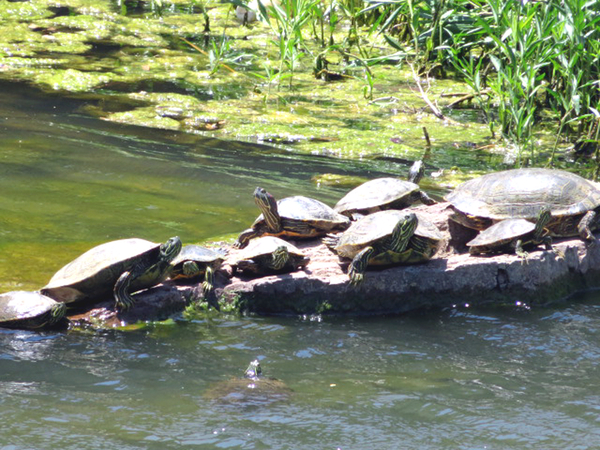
{"left": 445, "top": 168, "right": 600, "bottom": 242}
{"left": 235, "top": 187, "right": 350, "bottom": 248}
{"left": 325, "top": 209, "right": 444, "bottom": 285}
{"left": 333, "top": 160, "right": 436, "bottom": 218}
{"left": 170, "top": 245, "right": 225, "bottom": 297}
{"left": 230, "top": 236, "right": 310, "bottom": 275}
{"left": 0, "top": 291, "right": 67, "bottom": 330}
{"left": 466, "top": 206, "right": 554, "bottom": 261}
{"left": 41, "top": 236, "right": 182, "bottom": 310}
{"left": 204, "top": 360, "right": 292, "bottom": 406}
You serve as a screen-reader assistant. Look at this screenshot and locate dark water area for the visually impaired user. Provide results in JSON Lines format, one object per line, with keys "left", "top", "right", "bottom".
{"left": 1, "top": 82, "right": 600, "bottom": 449}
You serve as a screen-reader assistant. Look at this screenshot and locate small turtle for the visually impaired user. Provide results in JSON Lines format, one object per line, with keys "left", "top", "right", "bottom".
{"left": 204, "top": 360, "right": 292, "bottom": 406}
{"left": 0, "top": 291, "right": 67, "bottom": 330}
{"left": 333, "top": 160, "right": 436, "bottom": 219}
{"left": 445, "top": 168, "right": 600, "bottom": 242}
{"left": 170, "top": 245, "right": 225, "bottom": 297}
{"left": 325, "top": 209, "right": 443, "bottom": 285}
{"left": 231, "top": 236, "right": 309, "bottom": 275}
{"left": 42, "top": 237, "right": 182, "bottom": 311}
{"left": 235, "top": 187, "right": 350, "bottom": 248}
{"left": 467, "top": 206, "right": 554, "bottom": 261}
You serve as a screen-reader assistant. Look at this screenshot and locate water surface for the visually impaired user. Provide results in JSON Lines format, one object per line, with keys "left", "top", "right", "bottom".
{"left": 1, "top": 83, "right": 599, "bottom": 449}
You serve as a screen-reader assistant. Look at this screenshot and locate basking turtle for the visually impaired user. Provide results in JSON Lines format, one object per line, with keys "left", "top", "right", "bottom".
{"left": 170, "top": 245, "right": 225, "bottom": 297}
{"left": 325, "top": 209, "right": 443, "bottom": 285}
{"left": 204, "top": 360, "right": 292, "bottom": 406}
{"left": 0, "top": 291, "right": 67, "bottom": 330}
{"left": 235, "top": 187, "right": 350, "bottom": 248}
{"left": 467, "top": 206, "right": 554, "bottom": 261}
{"left": 231, "top": 236, "right": 309, "bottom": 275}
{"left": 333, "top": 160, "right": 436, "bottom": 218}
{"left": 445, "top": 168, "right": 600, "bottom": 242}
{"left": 42, "top": 237, "right": 182, "bottom": 310}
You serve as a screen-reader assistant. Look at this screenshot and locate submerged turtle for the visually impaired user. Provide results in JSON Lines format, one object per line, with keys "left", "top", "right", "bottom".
{"left": 467, "top": 206, "right": 554, "bottom": 260}
{"left": 204, "top": 360, "right": 292, "bottom": 406}
{"left": 325, "top": 209, "right": 443, "bottom": 285}
{"left": 231, "top": 236, "right": 309, "bottom": 275}
{"left": 170, "top": 245, "right": 225, "bottom": 297}
{"left": 445, "top": 168, "right": 600, "bottom": 242}
{"left": 0, "top": 291, "right": 67, "bottom": 330}
{"left": 235, "top": 187, "right": 350, "bottom": 248}
{"left": 333, "top": 160, "right": 436, "bottom": 218}
{"left": 42, "top": 237, "right": 182, "bottom": 310}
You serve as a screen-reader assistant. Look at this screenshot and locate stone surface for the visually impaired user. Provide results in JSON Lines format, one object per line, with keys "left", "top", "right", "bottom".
{"left": 68, "top": 203, "right": 600, "bottom": 327}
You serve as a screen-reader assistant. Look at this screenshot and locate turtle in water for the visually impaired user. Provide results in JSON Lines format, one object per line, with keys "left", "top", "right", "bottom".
{"left": 333, "top": 160, "right": 436, "bottom": 219}
{"left": 324, "top": 209, "right": 443, "bottom": 285}
{"left": 445, "top": 168, "right": 600, "bottom": 243}
{"left": 170, "top": 245, "right": 226, "bottom": 297}
{"left": 466, "top": 206, "right": 554, "bottom": 262}
{"left": 42, "top": 237, "right": 182, "bottom": 311}
{"left": 230, "top": 236, "right": 310, "bottom": 275}
{"left": 204, "top": 360, "right": 293, "bottom": 407}
{"left": 0, "top": 291, "right": 67, "bottom": 330}
{"left": 235, "top": 187, "right": 350, "bottom": 248}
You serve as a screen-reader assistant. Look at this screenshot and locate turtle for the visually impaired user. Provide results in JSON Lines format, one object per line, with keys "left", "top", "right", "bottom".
{"left": 41, "top": 236, "right": 182, "bottom": 311}
{"left": 235, "top": 187, "right": 350, "bottom": 248}
{"left": 170, "top": 245, "right": 226, "bottom": 297}
{"left": 204, "top": 360, "right": 292, "bottom": 406}
{"left": 231, "top": 236, "right": 310, "bottom": 275}
{"left": 445, "top": 168, "right": 600, "bottom": 243}
{"left": 324, "top": 209, "right": 444, "bottom": 285}
{"left": 0, "top": 291, "right": 67, "bottom": 330}
{"left": 466, "top": 206, "right": 554, "bottom": 261}
{"left": 333, "top": 160, "right": 436, "bottom": 219}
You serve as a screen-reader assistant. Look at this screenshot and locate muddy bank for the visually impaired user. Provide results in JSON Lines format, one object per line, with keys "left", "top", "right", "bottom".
{"left": 68, "top": 203, "right": 600, "bottom": 328}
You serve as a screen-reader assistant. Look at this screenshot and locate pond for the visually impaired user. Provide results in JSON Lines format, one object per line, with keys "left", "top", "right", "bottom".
{"left": 1, "top": 83, "right": 600, "bottom": 449}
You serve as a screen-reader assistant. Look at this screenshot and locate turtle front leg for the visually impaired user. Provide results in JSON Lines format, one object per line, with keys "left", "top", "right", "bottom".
{"left": 348, "top": 246, "right": 375, "bottom": 286}
{"left": 202, "top": 265, "right": 215, "bottom": 298}
{"left": 418, "top": 191, "right": 437, "bottom": 206}
{"left": 577, "top": 210, "right": 597, "bottom": 244}
{"left": 513, "top": 239, "right": 529, "bottom": 265}
{"left": 235, "top": 228, "right": 261, "bottom": 249}
{"left": 114, "top": 270, "right": 137, "bottom": 310}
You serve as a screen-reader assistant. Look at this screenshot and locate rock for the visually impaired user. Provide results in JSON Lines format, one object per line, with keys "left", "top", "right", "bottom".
{"left": 69, "top": 203, "right": 600, "bottom": 328}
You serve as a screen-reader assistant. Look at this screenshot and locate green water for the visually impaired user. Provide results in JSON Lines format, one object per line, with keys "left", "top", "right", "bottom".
{"left": 2, "top": 83, "right": 600, "bottom": 449}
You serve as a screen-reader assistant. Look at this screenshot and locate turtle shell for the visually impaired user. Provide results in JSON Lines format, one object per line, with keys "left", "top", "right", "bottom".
{"left": 170, "top": 245, "right": 225, "bottom": 280}
{"left": 253, "top": 196, "right": 349, "bottom": 235}
{"left": 42, "top": 238, "right": 170, "bottom": 304}
{"left": 332, "top": 209, "right": 443, "bottom": 260}
{"left": 0, "top": 291, "right": 67, "bottom": 329}
{"left": 446, "top": 168, "right": 600, "bottom": 224}
{"left": 232, "top": 236, "right": 309, "bottom": 274}
{"left": 466, "top": 219, "right": 537, "bottom": 250}
{"left": 334, "top": 178, "right": 421, "bottom": 216}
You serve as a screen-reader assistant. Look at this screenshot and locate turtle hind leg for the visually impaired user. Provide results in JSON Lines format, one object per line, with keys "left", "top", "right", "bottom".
{"left": 349, "top": 246, "right": 374, "bottom": 286}
{"left": 578, "top": 210, "right": 597, "bottom": 244}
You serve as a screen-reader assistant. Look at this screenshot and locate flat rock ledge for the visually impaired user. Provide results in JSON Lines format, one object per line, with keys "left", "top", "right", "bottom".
{"left": 69, "top": 203, "right": 600, "bottom": 328}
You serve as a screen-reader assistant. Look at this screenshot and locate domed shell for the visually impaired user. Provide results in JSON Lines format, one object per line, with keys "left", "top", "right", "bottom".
{"left": 42, "top": 238, "right": 164, "bottom": 304}
{"left": 467, "top": 219, "right": 537, "bottom": 248}
{"left": 171, "top": 245, "right": 224, "bottom": 267}
{"left": 333, "top": 209, "right": 443, "bottom": 258}
{"left": 446, "top": 168, "right": 600, "bottom": 220}
{"left": 334, "top": 178, "right": 420, "bottom": 216}
{"left": 238, "top": 236, "right": 306, "bottom": 259}
{"left": 253, "top": 196, "right": 349, "bottom": 229}
{"left": 0, "top": 291, "right": 67, "bottom": 329}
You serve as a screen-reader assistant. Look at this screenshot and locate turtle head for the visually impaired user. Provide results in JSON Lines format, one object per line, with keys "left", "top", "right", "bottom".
{"left": 254, "top": 187, "right": 281, "bottom": 232}
{"left": 161, "top": 236, "right": 183, "bottom": 263}
{"left": 390, "top": 212, "right": 418, "bottom": 253}
{"left": 49, "top": 302, "right": 67, "bottom": 325}
{"left": 408, "top": 160, "right": 425, "bottom": 184}
{"left": 271, "top": 245, "right": 290, "bottom": 270}
{"left": 245, "top": 359, "right": 262, "bottom": 379}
